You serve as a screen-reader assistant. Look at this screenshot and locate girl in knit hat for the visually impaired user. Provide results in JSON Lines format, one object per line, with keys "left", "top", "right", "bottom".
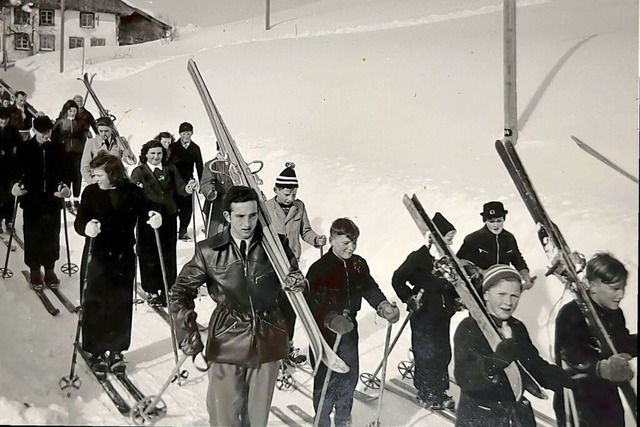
{"left": 392, "top": 212, "right": 460, "bottom": 410}
{"left": 265, "top": 162, "right": 327, "bottom": 365}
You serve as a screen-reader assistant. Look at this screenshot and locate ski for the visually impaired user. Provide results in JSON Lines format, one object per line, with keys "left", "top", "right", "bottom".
{"left": 388, "top": 379, "right": 457, "bottom": 423}
{"left": 21, "top": 270, "right": 60, "bottom": 316}
{"left": 46, "top": 283, "right": 77, "bottom": 313}
{"left": 1, "top": 233, "right": 16, "bottom": 251}
{"left": 187, "top": 59, "right": 348, "bottom": 375}
{"left": 78, "top": 348, "right": 131, "bottom": 415}
{"left": 286, "top": 404, "right": 314, "bottom": 424}
{"left": 403, "top": 195, "right": 527, "bottom": 400}
{"left": 77, "top": 73, "right": 136, "bottom": 162}
{"left": 495, "top": 139, "right": 638, "bottom": 420}
{"left": 114, "top": 371, "right": 146, "bottom": 402}
{"left": 354, "top": 389, "right": 379, "bottom": 404}
{"left": 270, "top": 406, "right": 303, "bottom": 427}
{"left": 571, "top": 135, "right": 638, "bottom": 184}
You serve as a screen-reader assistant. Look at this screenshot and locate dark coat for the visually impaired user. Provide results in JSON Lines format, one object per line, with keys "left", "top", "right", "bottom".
{"left": 169, "top": 227, "right": 296, "bottom": 367}
{"left": 52, "top": 117, "right": 89, "bottom": 153}
{"left": 130, "top": 163, "right": 187, "bottom": 217}
{"left": 454, "top": 315, "right": 570, "bottom": 426}
{"left": 553, "top": 299, "right": 637, "bottom": 427}
{"left": 9, "top": 104, "right": 35, "bottom": 131}
{"left": 392, "top": 245, "right": 458, "bottom": 321}
{"left": 305, "top": 251, "right": 386, "bottom": 345}
{"left": 15, "top": 136, "right": 68, "bottom": 212}
{"left": 457, "top": 226, "right": 528, "bottom": 271}
{"left": 169, "top": 140, "right": 204, "bottom": 181}
{"left": 0, "top": 123, "right": 21, "bottom": 186}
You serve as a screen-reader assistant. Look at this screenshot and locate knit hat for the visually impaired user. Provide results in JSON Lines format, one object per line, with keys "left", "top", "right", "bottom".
{"left": 275, "top": 162, "right": 298, "bottom": 188}
{"left": 33, "top": 115, "right": 54, "bottom": 133}
{"left": 0, "top": 107, "right": 11, "bottom": 119}
{"left": 482, "top": 264, "right": 522, "bottom": 292}
{"left": 481, "top": 201, "right": 508, "bottom": 220}
{"left": 432, "top": 212, "right": 455, "bottom": 236}
{"left": 95, "top": 116, "right": 113, "bottom": 128}
{"left": 179, "top": 122, "right": 193, "bottom": 133}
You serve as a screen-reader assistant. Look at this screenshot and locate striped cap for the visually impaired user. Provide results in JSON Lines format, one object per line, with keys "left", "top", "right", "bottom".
{"left": 275, "top": 162, "right": 299, "bottom": 188}
{"left": 482, "top": 264, "right": 522, "bottom": 292}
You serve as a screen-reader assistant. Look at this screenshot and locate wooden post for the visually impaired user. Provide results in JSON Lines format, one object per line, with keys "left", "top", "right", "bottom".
{"left": 59, "top": 0, "right": 65, "bottom": 72}
{"left": 503, "top": 0, "right": 517, "bottom": 144}
{"left": 265, "top": 0, "right": 270, "bottom": 31}
{"left": 2, "top": 7, "right": 7, "bottom": 72}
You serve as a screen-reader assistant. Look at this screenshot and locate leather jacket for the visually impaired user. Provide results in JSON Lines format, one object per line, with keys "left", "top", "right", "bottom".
{"left": 170, "top": 227, "right": 295, "bottom": 367}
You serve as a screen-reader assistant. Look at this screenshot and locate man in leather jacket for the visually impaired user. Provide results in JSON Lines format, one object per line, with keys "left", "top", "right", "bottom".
{"left": 169, "top": 185, "right": 306, "bottom": 426}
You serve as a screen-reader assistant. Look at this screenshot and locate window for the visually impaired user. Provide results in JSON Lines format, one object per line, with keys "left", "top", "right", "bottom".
{"left": 90, "top": 38, "right": 105, "bottom": 47}
{"left": 39, "top": 9, "right": 54, "bottom": 26}
{"left": 40, "top": 34, "right": 55, "bottom": 51}
{"left": 79, "top": 12, "right": 95, "bottom": 29}
{"left": 15, "top": 33, "right": 30, "bottom": 51}
{"left": 69, "top": 36, "right": 84, "bottom": 49}
{"left": 14, "top": 9, "right": 30, "bottom": 25}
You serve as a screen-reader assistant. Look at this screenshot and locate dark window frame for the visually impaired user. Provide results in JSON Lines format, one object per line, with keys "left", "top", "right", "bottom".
{"left": 69, "top": 36, "right": 84, "bottom": 49}
{"left": 90, "top": 37, "right": 105, "bottom": 47}
{"left": 79, "top": 12, "right": 95, "bottom": 29}
{"left": 14, "top": 8, "right": 30, "bottom": 25}
{"left": 39, "top": 34, "right": 55, "bottom": 52}
{"left": 39, "top": 9, "right": 55, "bottom": 26}
{"left": 15, "top": 33, "right": 30, "bottom": 51}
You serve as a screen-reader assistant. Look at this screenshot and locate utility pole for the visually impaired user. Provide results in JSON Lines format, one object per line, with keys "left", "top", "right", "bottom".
{"left": 503, "top": 0, "right": 517, "bottom": 145}
{"left": 2, "top": 7, "right": 7, "bottom": 71}
{"left": 265, "top": 0, "right": 270, "bottom": 31}
{"left": 59, "top": 0, "right": 64, "bottom": 72}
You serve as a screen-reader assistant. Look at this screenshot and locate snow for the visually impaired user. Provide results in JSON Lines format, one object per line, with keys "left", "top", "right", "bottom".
{"left": 0, "top": 0, "right": 637, "bottom": 425}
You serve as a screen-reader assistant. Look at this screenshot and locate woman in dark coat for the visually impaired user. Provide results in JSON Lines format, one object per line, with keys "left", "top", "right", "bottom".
{"left": 53, "top": 99, "right": 89, "bottom": 212}
{"left": 75, "top": 152, "right": 162, "bottom": 376}
{"left": 130, "top": 140, "right": 196, "bottom": 306}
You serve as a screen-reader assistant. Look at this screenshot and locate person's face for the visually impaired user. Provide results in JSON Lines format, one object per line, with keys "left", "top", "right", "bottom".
{"left": 485, "top": 217, "right": 505, "bottom": 235}
{"left": 443, "top": 230, "right": 456, "bottom": 246}
{"left": 67, "top": 107, "right": 78, "bottom": 119}
{"left": 73, "top": 96, "right": 83, "bottom": 106}
{"left": 589, "top": 278, "right": 626, "bottom": 310}
{"left": 484, "top": 279, "right": 522, "bottom": 320}
{"left": 2, "top": 99, "right": 11, "bottom": 108}
{"left": 35, "top": 129, "right": 52, "bottom": 143}
{"left": 180, "top": 131, "right": 193, "bottom": 143}
{"left": 92, "top": 166, "right": 112, "bottom": 190}
{"left": 0, "top": 117, "right": 9, "bottom": 127}
{"left": 330, "top": 234, "right": 357, "bottom": 260}
{"left": 146, "top": 147, "right": 163, "bottom": 166}
{"left": 16, "top": 95, "right": 26, "bottom": 107}
{"left": 274, "top": 187, "right": 297, "bottom": 206}
{"left": 97, "top": 125, "right": 112, "bottom": 141}
{"left": 223, "top": 200, "right": 258, "bottom": 240}
{"left": 159, "top": 137, "right": 172, "bottom": 150}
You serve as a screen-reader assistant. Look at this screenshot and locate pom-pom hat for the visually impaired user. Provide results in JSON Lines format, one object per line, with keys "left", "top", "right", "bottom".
{"left": 275, "top": 162, "right": 299, "bottom": 188}
{"left": 482, "top": 264, "right": 522, "bottom": 292}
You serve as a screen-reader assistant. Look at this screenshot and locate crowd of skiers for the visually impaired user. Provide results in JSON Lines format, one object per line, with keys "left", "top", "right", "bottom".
{"left": 0, "top": 85, "right": 636, "bottom": 427}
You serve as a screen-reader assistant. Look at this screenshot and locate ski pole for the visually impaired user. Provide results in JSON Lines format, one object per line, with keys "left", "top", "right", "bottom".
{"left": 368, "top": 318, "right": 394, "bottom": 427}
{"left": 204, "top": 200, "right": 213, "bottom": 238}
{"left": 0, "top": 196, "right": 19, "bottom": 279}
{"left": 60, "top": 202, "right": 78, "bottom": 276}
{"left": 360, "top": 290, "right": 423, "bottom": 389}
{"left": 153, "top": 227, "right": 188, "bottom": 382}
{"left": 60, "top": 237, "right": 94, "bottom": 396}
{"left": 191, "top": 191, "right": 197, "bottom": 252}
{"left": 314, "top": 311, "right": 353, "bottom": 427}
{"left": 130, "top": 353, "right": 189, "bottom": 425}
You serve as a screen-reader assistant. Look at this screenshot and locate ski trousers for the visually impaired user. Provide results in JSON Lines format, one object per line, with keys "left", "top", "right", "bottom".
{"left": 23, "top": 207, "right": 60, "bottom": 271}
{"left": 64, "top": 152, "right": 83, "bottom": 198}
{"left": 410, "top": 311, "right": 452, "bottom": 399}
{"left": 176, "top": 193, "right": 193, "bottom": 233}
{"left": 137, "top": 214, "right": 177, "bottom": 295}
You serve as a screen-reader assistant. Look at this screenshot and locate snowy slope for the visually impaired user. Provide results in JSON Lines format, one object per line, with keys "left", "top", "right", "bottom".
{"left": 0, "top": 0, "right": 637, "bottom": 424}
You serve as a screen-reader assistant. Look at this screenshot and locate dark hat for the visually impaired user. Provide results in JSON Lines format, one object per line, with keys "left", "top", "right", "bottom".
{"left": 482, "top": 264, "right": 522, "bottom": 292}
{"left": 33, "top": 115, "right": 54, "bottom": 133}
{"left": 0, "top": 106, "right": 11, "bottom": 119}
{"left": 275, "top": 162, "right": 299, "bottom": 188}
{"left": 179, "top": 122, "right": 193, "bottom": 133}
{"left": 432, "top": 212, "right": 455, "bottom": 236}
{"left": 1, "top": 91, "right": 12, "bottom": 101}
{"left": 481, "top": 201, "right": 508, "bottom": 220}
{"left": 95, "top": 116, "right": 113, "bottom": 128}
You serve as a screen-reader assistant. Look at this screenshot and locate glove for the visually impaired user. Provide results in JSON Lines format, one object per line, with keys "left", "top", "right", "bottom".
{"left": 406, "top": 294, "right": 422, "bottom": 312}
{"left": 185, "top": 179, "right": 199, "bottom": 194}
{"left": 147, "top": 211, "right": 163, "bottom": 229}
{"left": 519, "top": 269, "right": 535, "bottom": 290}
{"left": 324, "top": 311, "right": 354, "bottom": 335}
{"left": 11, "top": 182, "right": 27, "bottom": 197}
{"left": 54, "top": 183, "right": 71, "bottom": 199}
{"left": 315, "top": 235, "right": 327, "bottom": 247}
{"left": 485, "top": 338, "right": 519, "bottom": 376}
{"left": 283, "top": 269, "right": 307, "bottom": 292}
{"left": 180, "top": 331, "right": 204, "bottom": 357}
{"left": 454, "top": 297, "right": 466, "bottom": 312}
{"left": 376, "top": 300, "right": 400, "bottom": 323}
{"left": 597, "top": 353, "right": 634, "bottom": 382}
{"left": 85, "top": 220, "right": 101, "bottom": 238}
{"left": 204, "top": 189, "right": 217, "bottom": 201}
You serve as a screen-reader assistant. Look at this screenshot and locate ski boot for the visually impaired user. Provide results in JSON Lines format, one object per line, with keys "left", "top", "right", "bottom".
{"left": 44, "top": 269, "right": 61, "bottom": 287}
{"left": 276, "top": 360, "right": 294, "bottom": 390}
{"left": 286, "top": 345, "right": 307, "bottom": 367}
{"left": 109, "top": 351, "right": 126, "bottom": 373}
{"left": 30, "top": 270, "right": 44, "bottom": 290}
{"left": 89, "top": 352, "right": 109, "bottom": 380}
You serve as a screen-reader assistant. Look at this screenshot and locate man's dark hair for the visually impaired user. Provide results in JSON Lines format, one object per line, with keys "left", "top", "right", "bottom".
{"left": 154, "top": 131, "right": 174, "bottom": 142}
{"left": 330, "top": 218, "right": 359, "bottom": 241}
{"left": 89, "top": 151, "right": 129, "bottom": 188}
{"left": 14, "top": 90, "right": 27, "bottom": 98}
{"left": 139, "top": 139, "right": 169, "bottom": 165}
{"left": 223, "top": 185, "right": 259, "bottom": 213}
{"left": 586, "top": 252, "right": 628, "bottom": 285}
